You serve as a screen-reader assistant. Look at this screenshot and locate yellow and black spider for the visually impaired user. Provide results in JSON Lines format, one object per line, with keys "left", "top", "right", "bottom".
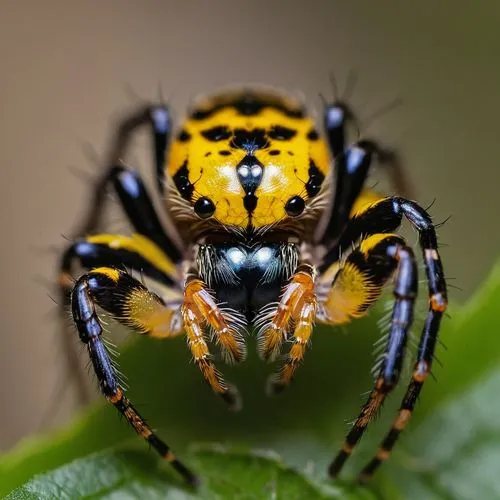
{"left": 59, "top": 85, "right": 447, "bottom": 486}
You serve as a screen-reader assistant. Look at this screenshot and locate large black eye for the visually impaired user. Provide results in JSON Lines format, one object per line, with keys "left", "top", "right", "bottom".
{"left": 285, "top": 196, "right": 305, "bottom": 217}
{"left": 194, "top": 197, "right": 215, "bottom": 219}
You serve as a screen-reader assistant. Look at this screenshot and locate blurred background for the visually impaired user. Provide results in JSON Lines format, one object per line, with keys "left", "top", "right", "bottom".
{"left": 1, "top": 0, "right": 499, "bottom": 456}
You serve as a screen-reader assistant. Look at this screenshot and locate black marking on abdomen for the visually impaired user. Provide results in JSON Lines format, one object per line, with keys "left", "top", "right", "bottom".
{"left": 189, "top": 93, "right": 305, "bottom": 120}
{"left": 177, "top": 129, "right": 191, "bottom": 142}
{"left": 173, "top": 160, "right": 194, "bottom": 200}
{"left": 269, "top": 125, "right": 297, "bottom": 140}
{"left": 305, "top": 159, "right": 325, "bottom": 197}
{"left": 243, "top": 194, "right": 258, "bottom": 212}
{"left": 201, "top": 126, "right": 232, "bottom": 141}
{"left": 307, "top": 128, "right": 319, "bottom": 140}
{"left": 231, "top": 128, "right": 269, "bottom": 153}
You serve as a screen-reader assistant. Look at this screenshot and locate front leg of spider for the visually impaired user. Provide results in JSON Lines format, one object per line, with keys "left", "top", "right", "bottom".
{"left": 75, "top": 103, "right": 173, "bottom": 237}
{"left": 71, "top": 267, "right": 198, "bottom": 486}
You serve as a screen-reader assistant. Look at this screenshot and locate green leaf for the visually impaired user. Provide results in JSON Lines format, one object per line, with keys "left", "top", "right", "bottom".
{"left": 5, "top": 446, "right": 376, "bottom": 500}
{"left": 2, "top": 261, "right": 500, "bottom": 499}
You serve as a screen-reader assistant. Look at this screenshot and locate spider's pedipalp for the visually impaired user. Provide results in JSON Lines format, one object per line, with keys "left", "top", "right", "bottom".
{"left": 183, "top": 276, "right": 245, "bottom": 410}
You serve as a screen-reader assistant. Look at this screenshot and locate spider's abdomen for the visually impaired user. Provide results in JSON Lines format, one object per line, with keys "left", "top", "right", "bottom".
{"left": 167, "top": 87, "right": 330, "bottom": 230}
{"left": 196, "top": 242, "right": 299, "bottom": 319}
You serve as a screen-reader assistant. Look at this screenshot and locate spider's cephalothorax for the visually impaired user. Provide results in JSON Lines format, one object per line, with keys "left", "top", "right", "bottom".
{"left": 60, "top": 86, "right": 447, "bottom": 486}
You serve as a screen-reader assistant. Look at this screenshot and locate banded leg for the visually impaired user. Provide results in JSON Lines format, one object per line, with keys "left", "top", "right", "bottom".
{"left": 60, "top": 233, "right": 181, "bottom": 294}
{"left": 323, "top": 199, "right": 447, "bottom": 480}
{"left": 256, "top": 264, "right": 317, "bottom": 394}
{"left": 71, "top": 267, "right": 196, "bottom": 484}
{"left": 58, "top": 232, "right": 183, "bottom": 404}
{"left": 75, "top": 103, "right": 174, "bottom": 237}
{"left": 183, "top": 277, "right": 246, "bottom": 411}
{"left": 327, "top": 236, "right": 418, "bottom": 478}
{"left": 320, "top": 196, "right": 447, "bottom": 276}
{"left": 267, "top": 293, "right": 316, "bottom": 395}
{"left": 74, "top": 164, "right": 182, "bottom": 261}
{"left": 357, "top": 255, "right": 447, "bottom": 479}
{"left": 62, "top": 160, "right": 183, "bottom": 404}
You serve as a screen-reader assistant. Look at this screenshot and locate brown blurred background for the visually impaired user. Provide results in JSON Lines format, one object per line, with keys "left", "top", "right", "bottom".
{"left": 1, "top": 1, "right": 499, "bottom": 452}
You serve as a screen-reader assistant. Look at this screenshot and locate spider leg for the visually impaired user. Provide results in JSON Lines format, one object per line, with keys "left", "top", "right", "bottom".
{"left": 323, "top": 197, "right": 447, "bottom": 481}
{"left": 71, "top": 266, "right": 197, "bottom": 485}
{"left": 314, "top": 98, "right": 413, "bottom": 246}
{"left": 58, "top": 232, "right": 182, "bottom": 404}
{"left": 74, "top": 164, "right": 182, "bottom": 261}
{"left": 183, "top": 274, "right": 246, "bottom": 411}
{"left": 60, "top": 233, "right": 180, "bottom": 292}
{"left": 325, "top": 235, "right": 417, "bottom": 478}
{"left": 357, "top": 252, "right": 447, "bottom": 478}
{"left": 320, "top": 196, "right": 446, "bottom": 275}
{"left": 75, "top": 103, "right": 175, "bottom": 237}
{"left": 61, "top": 151, "right": 183, "bottom": 405}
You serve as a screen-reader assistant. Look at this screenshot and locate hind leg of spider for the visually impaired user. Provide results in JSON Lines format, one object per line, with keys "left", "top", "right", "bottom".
{"left": 183, "top": 275, "right": 246, "bottom": 411}
{"left": 315, "top": 96, "right": 413, "bottom": 246}
{"left": 71, "top": 266, "right": 197, "bottom": 485}
{"left": 319, "top": 234, "right": 418, "bottom": 479}
{"left": 75, "top": 102, "right": 174, "bottom": 237}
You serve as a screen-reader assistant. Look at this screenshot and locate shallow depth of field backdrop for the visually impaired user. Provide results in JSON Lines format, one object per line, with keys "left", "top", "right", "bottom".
{"left": 1, "top": 0, "right": 499, "bottom": 494}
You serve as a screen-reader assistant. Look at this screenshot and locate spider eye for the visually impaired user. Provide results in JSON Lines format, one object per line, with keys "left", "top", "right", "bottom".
{"left": 285, "top": 196, "right": 305, "bottom": 217}
{"left": 194, "top": 197, "right": 215, "bottom": 218}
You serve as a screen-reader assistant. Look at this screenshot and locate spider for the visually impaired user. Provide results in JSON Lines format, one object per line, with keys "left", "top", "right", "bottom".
{"left": 59, "top": 85, "right": 447, "bottom": 486}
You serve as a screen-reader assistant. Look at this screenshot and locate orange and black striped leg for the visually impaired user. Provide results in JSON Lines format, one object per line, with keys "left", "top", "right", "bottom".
{"left": 71, "top": 267, "right": 197, "bottom": 485}
{"left": 357, "top": 256, "right": 447, "bottom": 482}
{"left": 328, "top": 241, "right": 418, "bottom": 479}
{"left": 256, "top": 264, "right": 317, "bottom": 394}
{"left": 183, "top": 276, "right": 245, "bottom": 411}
